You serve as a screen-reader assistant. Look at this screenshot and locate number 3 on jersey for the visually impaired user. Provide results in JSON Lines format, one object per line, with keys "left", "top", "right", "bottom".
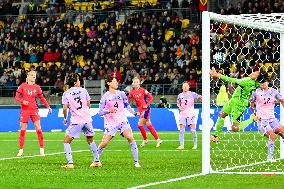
{"left": 74, "top": 96, "right": 82, "bottom": 110}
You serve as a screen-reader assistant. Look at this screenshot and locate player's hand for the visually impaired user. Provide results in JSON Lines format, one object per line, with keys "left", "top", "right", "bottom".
{"left": 179, "top": 107, "right": 185, "bottom": 111}
{"left": 48, "top": 108, "right": 52, "bottom": 114}
{"left": 210, "top": 68, "right": 221, "bottom": 78}
{"left": 22, "top": 100, "right": 29, "bottom": 106}
{"left": 142, "top": 105, "right": 148, "bottom": 109}
{"left": 109, "top": 109, "right": 117, "bottom": 113}
{"left": 63, "top": 118, "right": 67, "bottom": 125}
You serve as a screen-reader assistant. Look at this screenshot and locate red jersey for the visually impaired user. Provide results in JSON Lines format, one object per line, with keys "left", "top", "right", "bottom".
{"left": 15, "top": 82, "right": 50, "bottom": 111}
{"left": 128, "top": 87, "right": 153, "bottom": 111}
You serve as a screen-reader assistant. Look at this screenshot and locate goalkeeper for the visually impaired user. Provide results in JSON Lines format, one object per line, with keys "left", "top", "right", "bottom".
{"left": 210, "top": 68, "right": 264, "bottom": 142}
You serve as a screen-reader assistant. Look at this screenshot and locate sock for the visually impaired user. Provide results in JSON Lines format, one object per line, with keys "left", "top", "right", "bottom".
{"left": 130, "top": 141, "right": 139, "bottom": 162}
{"left": 97, "top": 147, "right": 104, "bottom": 156}
{"left": 138, "top": 125, "right": 147, "bottom": 140}
{"left": 179, "top": 127, "right": 185, "bottom": 146}
{"left": 239, "top": 117, "right": 254, "bottom": 131}
{"left": 36, "top": 129, "right": 44, "bottom": 148}
{"left": 214, "top": 117, "right": 224, "bottom": 137}
{"left": 191, "top": 128, "right": 197, "bottom": 147}
{"left": 147, "top": 125, "right": 159, "bottom": 140}
{"left": 64, "top": 143, "right": 73, "bottom": 164}
{"left": 268, "top": 140, "right": 275, "bottom": 159}
{"left": 89, "top": 142, "right": 100, "bottom": 162}
{"left": 19, "top": 130, "right": 26, "bottom": 149}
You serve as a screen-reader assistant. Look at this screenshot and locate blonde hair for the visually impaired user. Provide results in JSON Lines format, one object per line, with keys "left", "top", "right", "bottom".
{"left": 132, "top": 77, "right": 140, "bottom": 83}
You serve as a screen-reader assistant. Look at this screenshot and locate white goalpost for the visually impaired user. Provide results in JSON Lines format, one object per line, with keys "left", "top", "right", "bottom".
{"left": 202, "top": 12, "right": 284, "bottom": 175}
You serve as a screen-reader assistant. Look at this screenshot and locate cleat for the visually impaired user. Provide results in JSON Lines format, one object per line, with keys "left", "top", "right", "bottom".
{"left": 192, "top": 145, "right": 197, "bottom": 150}
{"left": 40, "top": 148, "right": 45, "bottom": 156}
{"left": 210, "top": 135, "right": 220, "bottom": 142}
{"left": 62, "top": 164, "right": 74, "bottom": 169}
{"left": 134, "top": 162, "right": 141, "bottom": 168}
{"left": 156, "top": 139, "right": 163, "bottom": 148}
{"left": 267, "top": 157, "right": 276, "bottom": 163}
{"left": 140, "top": 139, "right": 148, "bottom": 147}
{"left": 90, "top": 162, "right": 102, "bottom": 167}
{"left": 17, "top": 149, "right": 23, "bottom": 157}
{"left": 176, "top": 145, "right": 185, "bottom": 150}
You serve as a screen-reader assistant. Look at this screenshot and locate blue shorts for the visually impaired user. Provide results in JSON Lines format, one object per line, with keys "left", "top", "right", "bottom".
{"left": 179, "top": 116, "right": 196, "bottom": 126}
{"left": 257, "top": 118, "right": 281, "bottom": 135}
{"left": 66, "top": 122, "right": 94, "bottom": 138}
{"left": 104, "top": 122, "right": 131, "bottom": 137}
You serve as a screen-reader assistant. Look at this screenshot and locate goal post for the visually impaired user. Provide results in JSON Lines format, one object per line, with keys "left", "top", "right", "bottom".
{"left": 202, "top": 11, "right": 284, "bottom": 174}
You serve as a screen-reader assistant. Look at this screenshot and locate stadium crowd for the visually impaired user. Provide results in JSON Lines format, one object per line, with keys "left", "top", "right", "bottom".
{"left": 0, "top": 0, "right": 282, "bottom": 97}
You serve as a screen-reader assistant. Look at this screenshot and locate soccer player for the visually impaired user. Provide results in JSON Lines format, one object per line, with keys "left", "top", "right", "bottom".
{"left": 98, "top": 76, "right": 141, "bottom": 168}
{"left": 15, "top": 70, "right": 52, "bottom": 157}
{"left": 250, "top": 77, "right": 284, "bottom": 161}
{"left": 62, "top": 73, "right": 101, "bottom": 169}
{"left": 210, "top": 68, "right": 261, "bottom": 142}
{"left": 128, "top": 77, "right": 163, "bottom": 148}
{"left": 177, "top": 82, "right": 201, "bottom": 150}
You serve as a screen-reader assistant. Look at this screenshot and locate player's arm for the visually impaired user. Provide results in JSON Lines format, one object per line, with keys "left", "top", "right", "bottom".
{"left": 128, "top": 90, "right": 133, "bottom": 104}
{"left": 63, "top": 104, "right": 68, "bottom": 125}
{"left": 145, "top": 89, "right": 153, "bottom": 107}
{"left": 177, "top": 95, "right": 184, "bottom": 111}
{"left": 122, "top": 92, "right": 138, "bottom": 115}
{"left": 98, "top": 96, "right": 115, "bottom": 116}
{"left": 249, "top": 93, "right": 256, "bottom": 115}
{"left": 85, "top": 89, "right": 91, "bottom": 109}
{"left": 62, "top": 92, "right": 69, "bottom": 124}
{"left": 15, "top": 85, "right": 23, "bottom": 104}
{"left": 37, "top": 86, "right": 52, "bottom": 113}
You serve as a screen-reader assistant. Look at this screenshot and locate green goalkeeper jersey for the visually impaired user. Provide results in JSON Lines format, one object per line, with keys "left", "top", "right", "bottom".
{"left": 220, "top": 75, "right": 259, "bottom": 101}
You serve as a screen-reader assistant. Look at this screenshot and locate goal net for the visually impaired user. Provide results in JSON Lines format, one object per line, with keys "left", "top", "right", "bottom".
{"left": 202, "top": 12, "right": 284, "bottom": 174}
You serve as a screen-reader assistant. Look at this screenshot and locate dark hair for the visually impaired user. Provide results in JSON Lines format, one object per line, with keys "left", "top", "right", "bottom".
{"left": 66, "top": 73, "right": 79, "bottom": 87}
{"left": 257, "top": 71, "right": 269, "bottom": 83}
{"left": 105, "top": 75, "right": 116, "bottom": 90}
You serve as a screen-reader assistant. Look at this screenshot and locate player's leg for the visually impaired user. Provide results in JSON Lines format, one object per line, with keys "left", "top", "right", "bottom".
{"left": 238, "top": 114, "right": 260, "bottom": 131}
{"left": 266, "top": 130, "right": 276, "bottom": 161}
{"left": 83, "top": 123, "right": 102, "bottom": 167}
{"left": 17, "top": 121, "right": 28, "bottom": 156}
{"left": 122, "top": 126, "right": 140, "bottom": 167}
{"left": 33, "top": 115, "right": 45, "bottom": 156}
{"left": 138, "top": 116, "right": 148, "bottom": 147}
{"left": 275, "top": 125, "right": 284, "bottom": 139}
{"left": 97, "top": 127, "right": 116, "bottom": 157}
{"left": 144, "top": 109, "right": 162, "bottom": 147}
{"left": 177, "top": 124, "right": 185, "bottom": 150}
{"left": 189, "top": 123, "right": 197, "bottom": 150}
{"left": 211, "top": 110, "right": 228, "bottom": 142}
{"left": 258, "top": 120, "right": 276, "bottom": 161}
{"left": 62, "top": 124, "right": 83, "bottom": 168}
{"left": 62, "top": 134, "right": 75, "bottom": 168}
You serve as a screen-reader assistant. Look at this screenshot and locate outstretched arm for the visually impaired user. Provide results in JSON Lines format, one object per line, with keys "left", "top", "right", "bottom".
{"left": 122, "top": 92, "right": 136, "bottom": 115}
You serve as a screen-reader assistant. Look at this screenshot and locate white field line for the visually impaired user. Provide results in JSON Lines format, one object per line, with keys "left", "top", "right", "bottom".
{"left": 0, "top": 149, "right": 193, "bottom": 161}
{"left": 214, "top": 158, "right": 282, "bottom": 172}
{"left": 127, "top": 173, "right": 204, "bottom": 189}
{"left": 0, "top": 139, "right": 185, "bottom": 142}
{"left": 211, "top": 171, "right": 284, "bottom": 175}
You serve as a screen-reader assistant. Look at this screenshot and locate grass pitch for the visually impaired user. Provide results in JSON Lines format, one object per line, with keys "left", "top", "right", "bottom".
{"left": 0, "top": 132, "right": 284, "bottom": 189}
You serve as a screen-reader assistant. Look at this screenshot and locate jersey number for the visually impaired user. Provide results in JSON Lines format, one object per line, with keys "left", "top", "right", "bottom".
{"left": 114, "top": 102, "right": 118, "bottom": 108}
{"left": 74, "top": 96, "right": 82, "bottom": 110}
{"left": 184, "top": 100, "right": 188, "bottom": 105}
{"left": 263, "top": 98, "right": 271, "bottom": 105}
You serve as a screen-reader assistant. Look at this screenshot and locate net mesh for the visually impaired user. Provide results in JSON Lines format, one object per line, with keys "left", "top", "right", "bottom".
{"left": 209, "top": 20, "right": 284, "bottom": 173}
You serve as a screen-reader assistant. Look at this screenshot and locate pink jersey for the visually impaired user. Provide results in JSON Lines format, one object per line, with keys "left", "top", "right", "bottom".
{"left": 99, "top": 90, "right": 135, "bottom": 129}
{"left": 250, "top": 87, "right": 282, "bottom": 119}
{"left": 177, "top": 91, "right": 200, "bottom": 118}
{"left": 62, "top": 87, "right": 92, "bottom": 124}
